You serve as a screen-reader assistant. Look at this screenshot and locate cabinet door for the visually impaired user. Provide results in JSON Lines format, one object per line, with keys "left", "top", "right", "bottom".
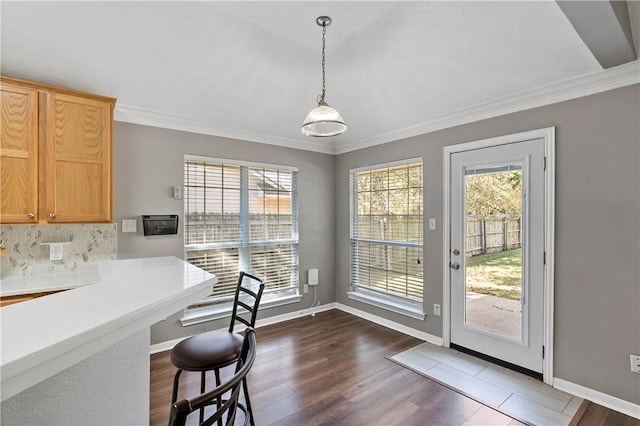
{"left": 0, "top": 83, "right": 39, "bottom": 223}
{"left": 43, "top": 92, "right": 113, "bottom": 222}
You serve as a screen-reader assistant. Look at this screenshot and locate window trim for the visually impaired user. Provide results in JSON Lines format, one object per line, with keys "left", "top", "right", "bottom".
{"left": 181, "top": 293, "right": 303, "bottom": 327}
{"left": 349, "top": 157, "right": 425, "bottom": 318}
{"left": 181, "top": 155, "right": 300, "bottom": 325}
{"left": 185, "top": 154, "right": 299, "bottom": 172}
{"left": 349, "top": 157, "right": 423, "bottom": 174}
{"left": 346, "top": 289, "right": 425, "bottom": 320}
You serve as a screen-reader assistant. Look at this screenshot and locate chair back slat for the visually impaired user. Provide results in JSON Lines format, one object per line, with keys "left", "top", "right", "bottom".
{"left": 239, "top": 287, "right": 258, "bottom": 298}
{"left": 236, "top": 300, "right": 253, "bottom": 313}
{"left": 169, "top": 328, "right": 257, "bottom": 426}
{"left": 235, "top": 317, "right": 252, "bottom": 328}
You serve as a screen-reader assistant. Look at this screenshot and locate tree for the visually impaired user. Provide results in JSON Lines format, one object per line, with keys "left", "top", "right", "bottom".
{"left": 465, "top": 171, "right": 522, "bottom": 218}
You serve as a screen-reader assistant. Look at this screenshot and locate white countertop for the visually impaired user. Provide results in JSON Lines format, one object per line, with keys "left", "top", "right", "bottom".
{"left": 1, "top": 269, "right": 101, "bottom": 297}
{"left": 0, "top": 256, "right": 217, "bottom": 401}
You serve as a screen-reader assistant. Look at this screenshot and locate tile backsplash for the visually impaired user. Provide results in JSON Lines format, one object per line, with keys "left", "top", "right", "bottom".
{"left": 0, "top": 224, "right": 117, "bottom": 279}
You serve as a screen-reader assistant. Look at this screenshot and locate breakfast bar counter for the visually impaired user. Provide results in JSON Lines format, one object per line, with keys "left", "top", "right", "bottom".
{"left": 0, "top": 256, "right": 216, "bottom": 425}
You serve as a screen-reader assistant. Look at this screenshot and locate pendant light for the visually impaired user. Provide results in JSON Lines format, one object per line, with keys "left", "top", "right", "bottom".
{"left": 301, "top": 16, "right": 347, "bottom": 137}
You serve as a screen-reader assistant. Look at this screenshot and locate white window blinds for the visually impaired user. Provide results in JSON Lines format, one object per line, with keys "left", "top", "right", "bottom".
{"left": 350, "top": 160, "right": 424, "bottom": 301}
{"left": 184, "top": 157, "right": 299, "bottom": 308}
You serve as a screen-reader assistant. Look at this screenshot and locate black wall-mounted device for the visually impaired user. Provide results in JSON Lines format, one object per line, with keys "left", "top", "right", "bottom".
{"left": 142, "top": 215, "right": 179, "bottom": 236}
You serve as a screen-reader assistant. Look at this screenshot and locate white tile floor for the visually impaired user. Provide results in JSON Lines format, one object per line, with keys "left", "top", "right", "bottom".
{"left": 391, "top": 343, "right": 582, "bottom": 426}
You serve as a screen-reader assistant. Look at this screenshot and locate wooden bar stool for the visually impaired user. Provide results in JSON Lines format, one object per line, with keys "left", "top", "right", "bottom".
{"left": 170, "top": 272, "right": 265, "bottom": 425}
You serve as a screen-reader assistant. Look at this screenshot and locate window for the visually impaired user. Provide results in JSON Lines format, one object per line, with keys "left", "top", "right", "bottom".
{"left": 183, "top": 155, "right": 299, "bottom": 323}
{"left": 349, "top": 159, "right": 424, "bottom": 318}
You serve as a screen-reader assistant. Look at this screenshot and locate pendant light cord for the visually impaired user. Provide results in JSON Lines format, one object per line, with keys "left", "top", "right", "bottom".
{"left": 320, "top": 23, "right": 326, "bottom": 104}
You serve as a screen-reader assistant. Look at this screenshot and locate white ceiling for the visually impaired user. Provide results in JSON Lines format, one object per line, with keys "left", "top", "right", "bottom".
{"left": 1, "top": 2, "right": 637, "bottom": 154}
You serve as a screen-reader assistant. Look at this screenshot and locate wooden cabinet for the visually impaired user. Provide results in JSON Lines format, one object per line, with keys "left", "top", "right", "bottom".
{"left": 0, "top": 83, "right": 39, "bottom": 223}
{"left": 0, "top": 291, "right": 59, "bottom": 308}
{"left": 43, "top": 91, "right": 113, "bottom": 222}
{"left": 0, "top": 77, "right": 116, "bottom": 223}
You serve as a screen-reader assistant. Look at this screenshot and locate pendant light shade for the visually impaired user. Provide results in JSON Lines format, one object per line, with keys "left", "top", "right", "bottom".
{"left": 301, "top": 102, "right": 346, "bottom": 137}
{"left": 301, "top": 16, "right": 347, "bottom": 137}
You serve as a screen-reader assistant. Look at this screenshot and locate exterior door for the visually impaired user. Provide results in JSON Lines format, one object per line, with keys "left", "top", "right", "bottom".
{"left": 449, "top": 138, "right": 545, "bottom": 373}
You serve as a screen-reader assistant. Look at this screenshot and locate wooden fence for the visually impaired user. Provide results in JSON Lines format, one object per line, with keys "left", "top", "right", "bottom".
{"left": 466, "top": 216, "right": 521, "bottom": 256}
{"left": 186, "top": 214, "right": 518, "bottom": 258}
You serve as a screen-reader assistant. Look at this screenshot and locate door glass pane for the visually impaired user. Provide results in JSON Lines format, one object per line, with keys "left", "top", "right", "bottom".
{"left": 464, "top": 163, "right": 523, "bottom": 340}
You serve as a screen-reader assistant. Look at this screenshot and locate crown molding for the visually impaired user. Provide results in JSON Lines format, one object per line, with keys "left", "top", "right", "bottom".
{"left": 334, "top": 60, "right": 640, "bottom": 154}
{"left": 114, "top": 61, "right": 639, "bottom": 156}
{"left": 113, "top": 105, "right": 335, "bottom": 155}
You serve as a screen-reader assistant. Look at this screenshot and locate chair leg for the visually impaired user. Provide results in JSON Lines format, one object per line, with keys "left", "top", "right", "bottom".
{"left": 214, "top": 367, "right": 221, "bottom": 386}
{"left": 171, "top": 369, "right": 183, "bottom": 404}
{"left": 242, "top": 378, "right": 255, "bottom": 426}
{"left": 215, "top": 369, "right": 223, "bottom": 426}
{"left": 199, "top": 371, "right": 206, "bottom": 424}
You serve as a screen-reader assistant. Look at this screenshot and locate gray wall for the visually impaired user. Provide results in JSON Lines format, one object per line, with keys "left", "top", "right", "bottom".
{"left": 113, "top": 123, "right": 335, "bottom": 344}
{"left": 114, "top": 84, "right": 639, "bottom": 406}
{"left": 335, "top": 84, "right": 639, "bottom": 405}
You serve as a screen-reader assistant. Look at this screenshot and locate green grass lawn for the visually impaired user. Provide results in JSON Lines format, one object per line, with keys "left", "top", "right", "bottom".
{"left": 465, "top": 248, "right": 522, "bottom": 300}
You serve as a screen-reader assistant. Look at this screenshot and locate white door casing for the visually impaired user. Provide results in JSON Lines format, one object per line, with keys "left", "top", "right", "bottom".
{"left": 443, "top": 127, "right": 555, "bottom": 384}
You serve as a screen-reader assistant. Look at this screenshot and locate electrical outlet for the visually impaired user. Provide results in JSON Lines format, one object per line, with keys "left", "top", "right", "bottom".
{"left": 433, "top": 303, "right": 441, "bottom": 316}
{"left": 630, "top": 354, "right": 640, "bottom": 373}
{"left": 50, "top": 243, "right": 63, "bottom": 260}
{"left": 303, "top": 284, "right": 309, "bottom": 294}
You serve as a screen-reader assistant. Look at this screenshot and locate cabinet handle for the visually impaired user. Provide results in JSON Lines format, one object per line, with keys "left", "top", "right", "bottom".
{"left": 49, "top": 213, "right": 56, "bottom": 218}
{"left": 28, "top": 212, "right": 35, "bottom": 219}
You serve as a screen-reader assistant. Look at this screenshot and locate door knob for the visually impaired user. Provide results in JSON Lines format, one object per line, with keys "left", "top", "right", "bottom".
{"left": 49, "top": 213, "right": 56, "bottom": 218}
{"left": 449, "top": 262, "right": 460, "bottom": 270}
{"left": 28, "top": 212, "right": 35, "bottom": 219}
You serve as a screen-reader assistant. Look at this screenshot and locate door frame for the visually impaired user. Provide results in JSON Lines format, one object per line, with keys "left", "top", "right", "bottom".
{"left": 442, "top": 127, "right": 555, "bottom": 385}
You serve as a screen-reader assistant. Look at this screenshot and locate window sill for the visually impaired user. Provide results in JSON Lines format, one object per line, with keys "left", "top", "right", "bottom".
{"left": 180, "top": 293, "right": 302, "bottom": 327}
{"left": 347, "top": 290, "right": 425, "bottom": 320}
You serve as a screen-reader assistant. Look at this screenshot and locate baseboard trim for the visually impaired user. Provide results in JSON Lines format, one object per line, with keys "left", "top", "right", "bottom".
{"left": 253, "top": 302, "right": 337, "bottom": 328}
{"left": 554, "top": 378, "right": 640, "bottom": 420}
{"left": 150, "top": 333, "right": 202, "bottom": 355}
{"left": 149, "top": 303, "right": 338, "bottom": 354}
{"left": 335, "top": 302, "right": 444, "bottom": 346}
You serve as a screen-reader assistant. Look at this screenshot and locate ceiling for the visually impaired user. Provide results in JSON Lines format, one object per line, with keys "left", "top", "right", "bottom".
{"left": 1, "top": 1, "right": 638, "bottom": 154}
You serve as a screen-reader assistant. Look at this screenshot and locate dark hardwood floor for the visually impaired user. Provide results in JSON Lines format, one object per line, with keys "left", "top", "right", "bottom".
{"left": 151, "top": 310, "right": 522, "bottom": 425}
{"left": 571, "top": 400, "right": 640, "bottom": 426}
{"left": 150, "top": 309, "right": 638, "bottom": 426}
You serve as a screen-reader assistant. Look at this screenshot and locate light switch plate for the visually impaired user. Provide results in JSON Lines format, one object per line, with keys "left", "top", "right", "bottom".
{"left": 429, "top": 218, "right": 437, "bottom": 230}
{"left": 122, "top": 219, "right": 137, "bottom": 233}
{"left": 631, "top": 354, "right": 640, "bottom": 373}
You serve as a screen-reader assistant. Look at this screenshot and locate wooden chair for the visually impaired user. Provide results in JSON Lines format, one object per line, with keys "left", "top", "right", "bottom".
{"left": 169, "top": 328, "right": 257, "bottom": 426}
{"left": 170, "top": 272, "right": 265, "bottom": 425}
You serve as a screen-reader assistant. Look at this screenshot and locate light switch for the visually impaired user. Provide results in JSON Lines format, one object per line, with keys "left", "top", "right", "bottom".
{"left": 428, "top": 218, "right": 437, "bottom": 230}
{"left": 122, "top": 219, "right": 137, "bottom": 233}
